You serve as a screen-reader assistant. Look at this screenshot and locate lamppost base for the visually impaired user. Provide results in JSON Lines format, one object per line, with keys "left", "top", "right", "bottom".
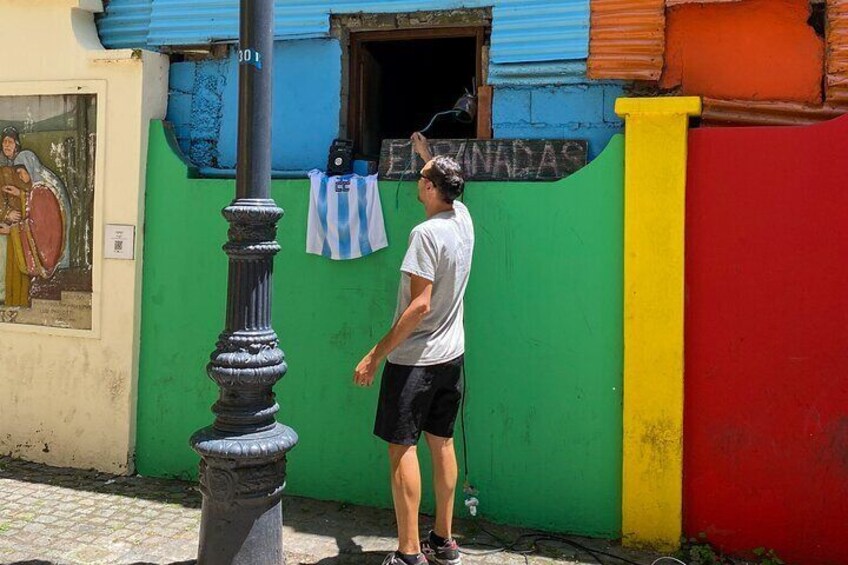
{"left": 197, "top": 495, "right": 284, "bottom": 565}
{"left": 191, "top": 424, "right": 298, "bottom": 565}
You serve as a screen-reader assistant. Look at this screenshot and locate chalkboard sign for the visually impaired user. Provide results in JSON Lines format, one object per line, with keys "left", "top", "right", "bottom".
{"left": 379, "top": 139, "right": 588, "bottom": 182}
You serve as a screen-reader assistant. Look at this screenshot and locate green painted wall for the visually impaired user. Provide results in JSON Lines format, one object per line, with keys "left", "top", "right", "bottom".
{"left": 138, "top": 121, "right": 624, "bottom": 536}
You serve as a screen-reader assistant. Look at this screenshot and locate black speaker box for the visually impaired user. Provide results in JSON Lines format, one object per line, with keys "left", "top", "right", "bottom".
{"left": 327, "top": 139, "right": 353, "bottom": 176}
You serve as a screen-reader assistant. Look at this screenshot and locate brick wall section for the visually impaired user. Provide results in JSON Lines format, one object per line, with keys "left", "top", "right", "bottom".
{"left": 166, "top": 60, "right": 229, "bottom": 168}
{"left": 493, "top": 84, "right": 624, "bottom": 159}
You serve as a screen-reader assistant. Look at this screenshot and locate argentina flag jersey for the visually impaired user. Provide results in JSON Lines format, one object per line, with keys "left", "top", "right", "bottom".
{"left": 307, "top": 170, "right": 388, "bottom": 260}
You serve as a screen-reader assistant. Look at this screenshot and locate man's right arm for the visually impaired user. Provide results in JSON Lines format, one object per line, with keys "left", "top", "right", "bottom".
{"left": 353, "top": 273, "right": 433, "bottom": 387}
{"left": 411, "top": 132, "right": 433, "bottom": 162}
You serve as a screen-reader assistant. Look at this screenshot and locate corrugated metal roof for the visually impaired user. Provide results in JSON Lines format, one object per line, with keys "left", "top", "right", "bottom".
{"left": 489, "top": 1, "right": 589, "bottom": 63}
{"left": 827, "top": 0, "right": 848, "bottom": 105}
{"left": 98, "top": 1, "right": 590, "bottom": 67}
{"left": 96, "top": 0, "right": 153, "bottom": 50}
{"left": 701, "top": 98, "right": 847, "bottom": 126}
{"left": 587, "top": 0, "right": 664, "bottom": 81}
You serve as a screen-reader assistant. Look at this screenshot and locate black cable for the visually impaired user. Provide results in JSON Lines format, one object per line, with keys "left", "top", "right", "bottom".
{"left": 420, "top": 110, "right": 461, "bottom": 136}
{"left": 395, "top": 166, "right": 407, "bottom": 210}
{"left": 526, "top": 533, "right": 643, "bottom": 565}
{"left": 461, "top": 526, "right": 645, "bottom": 565}
{"left": 456, "top": 138, "right": 469, "bottom": 205}
{"left": 460, "top": 364, "right": 470, "bottom": 485}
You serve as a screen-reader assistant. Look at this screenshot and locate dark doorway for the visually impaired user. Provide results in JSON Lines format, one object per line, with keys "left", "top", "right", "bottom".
{"left": 349, "top": 28, "right": 485, "bottom": 159}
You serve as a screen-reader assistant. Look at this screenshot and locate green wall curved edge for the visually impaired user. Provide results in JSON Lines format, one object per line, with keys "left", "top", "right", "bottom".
{"left": 138, "top": 120, "right": 624, "bottom": 537}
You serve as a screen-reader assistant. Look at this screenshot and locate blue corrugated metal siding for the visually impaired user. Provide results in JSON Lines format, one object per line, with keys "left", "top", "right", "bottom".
{"left": 490, "top": 1, "right": 588, "bottom": 63}
{"left": 147, "top": 1, "right": 493, "bottom": 45}
{"left": 97, "top": 0, "right": 153, "bottom": 50}
{"left": 149, "top": 1, "right": 240, "bottom": 46}
{"left": 97, "top": 1, "right": 589, "bottom": 67}
{"left": 488, "top": 61, "right": 588, "bottom": 86}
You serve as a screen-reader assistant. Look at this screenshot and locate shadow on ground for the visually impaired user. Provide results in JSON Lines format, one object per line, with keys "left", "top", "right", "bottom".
{"left": 0, "top": 456, "right": 655, "bottom": 565}
{"left": 0, "top": 456, "right": 201, "bottom": 509}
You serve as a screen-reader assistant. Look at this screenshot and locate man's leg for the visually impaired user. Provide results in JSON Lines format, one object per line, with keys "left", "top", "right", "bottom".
{"left": 425, "top": 432, "right": 458, "bottom": 540}
{"left": 389, "top": 443, "right": 422, "bottom": 555}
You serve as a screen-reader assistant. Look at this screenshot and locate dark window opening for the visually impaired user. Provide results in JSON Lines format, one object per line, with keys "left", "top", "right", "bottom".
{"left": 349, "top": 28, "right": 484, "bottom": 160}
{"left": 808, "top": 2, "right": 826, "bottom": 37}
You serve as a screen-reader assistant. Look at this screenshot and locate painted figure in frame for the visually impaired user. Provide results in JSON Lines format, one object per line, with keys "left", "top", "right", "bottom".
{"left": 0, "top": 94, "right": 96, "bottom": 329}
{"left": 0, "top": 165, "right": 66, "bottom": 307}
{"left": 0, "top": 127, "right": 72, "bottom": 269}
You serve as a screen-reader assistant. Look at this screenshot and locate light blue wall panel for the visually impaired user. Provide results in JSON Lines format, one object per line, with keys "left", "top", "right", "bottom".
{"left": 218, "top": 39, "right": 342, "bottom": 171}
{"left": 492, "top": 83, "right": 624, "bottom": 159}
{"left": 166, "top": 40, "right": 341, "bottom": 171}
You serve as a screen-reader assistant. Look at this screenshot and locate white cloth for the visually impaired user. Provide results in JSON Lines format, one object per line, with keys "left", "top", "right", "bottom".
{"left": 388, "top": 201, "right": 475, "bottom": 366}
{"left": 307, "top": 170, "right": 388, "bottom": 260}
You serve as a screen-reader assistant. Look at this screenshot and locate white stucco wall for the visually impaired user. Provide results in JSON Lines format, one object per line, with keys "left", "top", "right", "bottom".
{"left": 0, "top": 1, "right": 168, "bottom": 473}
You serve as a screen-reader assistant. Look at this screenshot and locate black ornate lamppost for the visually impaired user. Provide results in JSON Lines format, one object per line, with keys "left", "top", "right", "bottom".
{"left": 190, "top": 0, "right": 297, "bottom": 563}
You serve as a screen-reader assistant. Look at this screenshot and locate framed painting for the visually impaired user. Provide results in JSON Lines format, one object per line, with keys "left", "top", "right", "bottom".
{"left": 0, "top": 94, "right": 96, "bottom": 330}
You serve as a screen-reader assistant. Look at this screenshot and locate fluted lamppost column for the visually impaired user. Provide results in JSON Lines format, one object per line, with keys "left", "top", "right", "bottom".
{"left": 191, "top": 0, "right": 297, "bottom": 563}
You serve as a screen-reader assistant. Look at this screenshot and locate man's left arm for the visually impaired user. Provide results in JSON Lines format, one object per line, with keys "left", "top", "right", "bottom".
{"left": 353, "top": 274, "right": 433, "bottom": 387}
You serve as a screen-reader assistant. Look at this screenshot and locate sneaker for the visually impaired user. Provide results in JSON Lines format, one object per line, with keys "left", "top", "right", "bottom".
{"left": 421, "top": 531, "right": 462, "bottom": 565}
{"left": 382, "top": 551, "right": 428, "bottom": 565}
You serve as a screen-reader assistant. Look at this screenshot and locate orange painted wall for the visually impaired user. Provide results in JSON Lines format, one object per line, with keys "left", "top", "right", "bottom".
{"left": 661, "top": 0, "right": 825, "bottom": 104}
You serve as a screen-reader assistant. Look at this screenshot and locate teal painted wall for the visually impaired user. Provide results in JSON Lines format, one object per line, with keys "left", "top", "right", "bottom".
{"left": 138, "top": 121, "right": 624, "bottom": 536}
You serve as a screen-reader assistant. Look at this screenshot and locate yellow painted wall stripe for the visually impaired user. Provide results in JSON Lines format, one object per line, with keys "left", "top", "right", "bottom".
{"left": 615, "top": 97, "right": 701, "bottom": 551}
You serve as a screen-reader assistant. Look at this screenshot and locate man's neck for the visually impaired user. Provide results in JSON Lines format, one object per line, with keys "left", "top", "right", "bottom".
{"left": 425, "top": 200, "right": 454, "bottom": 219}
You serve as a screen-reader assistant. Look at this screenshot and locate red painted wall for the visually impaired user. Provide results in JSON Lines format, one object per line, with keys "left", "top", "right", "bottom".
{"left": 663, "top": 0, "right": 824, "bottom": 104}
{"left": 684, "top": 116, "right": 848, "bottom": 564}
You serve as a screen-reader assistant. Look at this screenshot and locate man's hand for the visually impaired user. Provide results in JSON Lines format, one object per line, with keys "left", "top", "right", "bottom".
{"left": 353, "top": 350, "right": 379, "bottom": 387}
{"left": 4, "top": 210, "right": 21, "bottom": 223}
{"left": 2, "top": 185, "right": 21, "bottom": 197}
{"left": 353, "top": 275, "right": 432, "bottom": 388}
{"left": 411, "top": 132, "right": 433, "bottom": 162}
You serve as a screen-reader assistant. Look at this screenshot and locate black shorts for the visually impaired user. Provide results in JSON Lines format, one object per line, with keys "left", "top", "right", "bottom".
{"left": 374, "top": 355, "right": 464, "bottom": 446}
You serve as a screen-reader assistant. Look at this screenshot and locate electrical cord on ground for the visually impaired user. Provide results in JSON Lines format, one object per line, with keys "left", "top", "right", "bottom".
{"left": 459, "top": 524, "right": 669, "bottom": 565}
{"left": 650, "top": 558, "right": 687, "bottom": 565}
{"left": 463, "top": 527, "right": 605, "bottom": 564}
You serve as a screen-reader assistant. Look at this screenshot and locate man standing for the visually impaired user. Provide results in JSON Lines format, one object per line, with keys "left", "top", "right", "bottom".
{"left": 354, "top": 132, "right": 474, "bottom": 565}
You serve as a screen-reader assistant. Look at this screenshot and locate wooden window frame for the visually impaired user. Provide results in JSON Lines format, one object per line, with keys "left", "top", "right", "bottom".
{"left": 348, "top": 26, "right": 486, "bottom": 157}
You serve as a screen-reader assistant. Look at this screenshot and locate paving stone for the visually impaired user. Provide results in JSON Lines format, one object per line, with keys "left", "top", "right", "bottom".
{"left": 0, "top": 456, "right": 658, "bottom": 565}
{"left": 65, "top": 544, "right": 115, "bottom": 564}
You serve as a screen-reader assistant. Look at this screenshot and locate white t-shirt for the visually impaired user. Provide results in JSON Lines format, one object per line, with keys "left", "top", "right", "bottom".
{"left": 388, "top": 201, "right": 475, "bottom": 366}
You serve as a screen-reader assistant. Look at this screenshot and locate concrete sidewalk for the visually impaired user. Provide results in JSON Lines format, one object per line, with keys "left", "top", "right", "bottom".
{"left": 0, "top": 457, "right": 659, "bottom": 565}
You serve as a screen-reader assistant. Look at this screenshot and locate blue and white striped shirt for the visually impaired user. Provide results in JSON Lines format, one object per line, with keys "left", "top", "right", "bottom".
{"left": 307, "top": 170, "right": 388, "bottom": 260}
